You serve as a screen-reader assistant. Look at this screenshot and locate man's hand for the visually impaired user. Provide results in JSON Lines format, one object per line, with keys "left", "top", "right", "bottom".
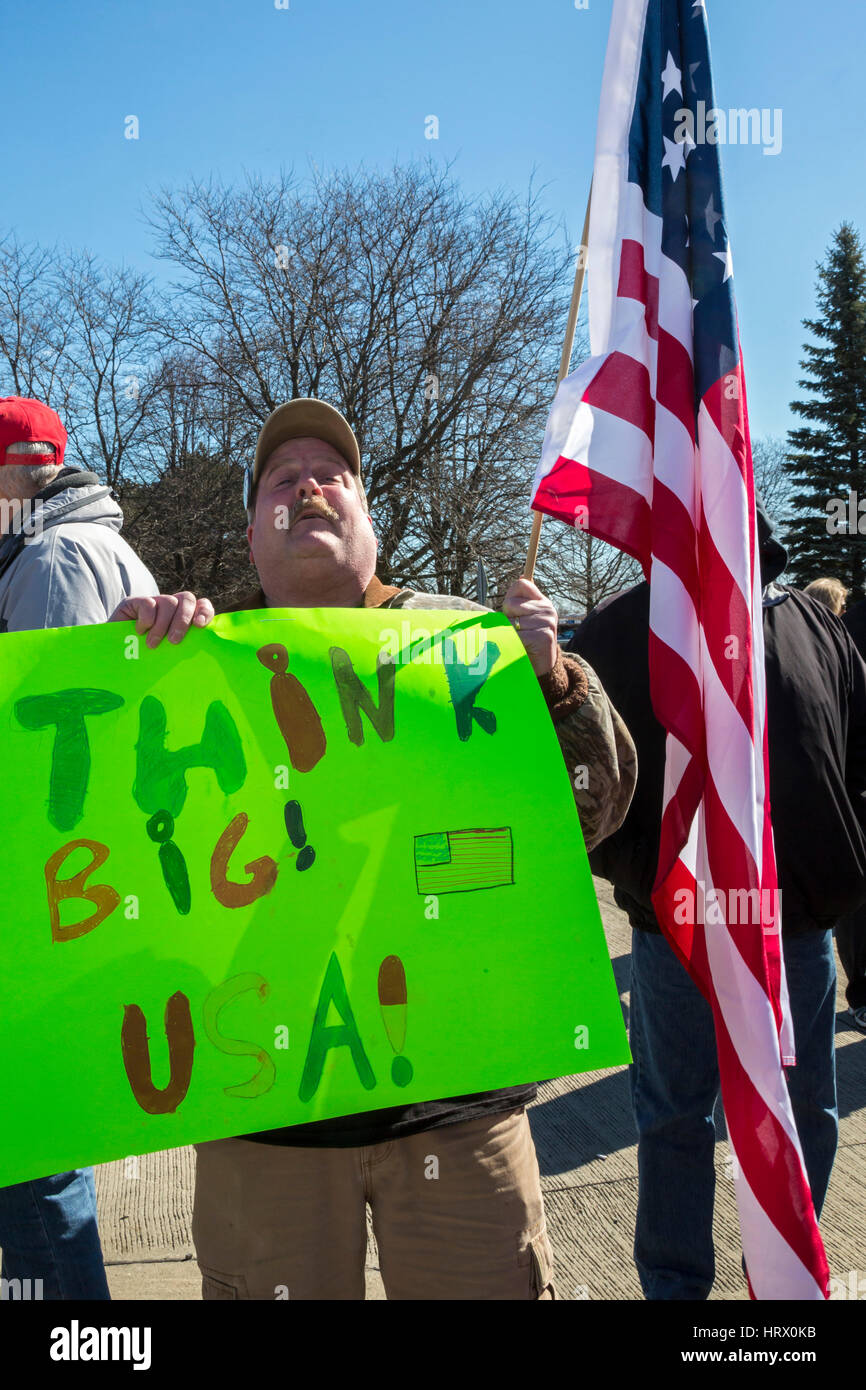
{"left": 502, "top": 578, "right": 559, "bottom": 678}
{"left": 108, "top": 592, "right": 214, "bottom": 647}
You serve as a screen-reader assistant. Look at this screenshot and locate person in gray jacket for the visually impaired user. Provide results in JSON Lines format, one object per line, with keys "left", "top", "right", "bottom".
{"left": 0, "top": 398, "right": 155, "bottom": 632}
{"left": 0, "top": 395, "right": 158, "bottom": 1299}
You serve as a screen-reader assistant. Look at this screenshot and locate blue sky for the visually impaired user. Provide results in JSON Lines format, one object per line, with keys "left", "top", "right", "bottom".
{"left": 6, "top": 0, "right": 865, "bottom": 439}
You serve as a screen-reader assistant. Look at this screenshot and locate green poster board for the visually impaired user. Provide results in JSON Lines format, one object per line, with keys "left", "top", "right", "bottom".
{"left": 0, "top": 608, "right": 629, "bottom": 1185}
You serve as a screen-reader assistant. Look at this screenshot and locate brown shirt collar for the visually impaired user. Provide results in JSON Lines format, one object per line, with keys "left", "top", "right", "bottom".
{"left": 216, "top": 574, "right": 402, "bottom": 615}
{"left": 362, "top": 575, "right": 402, "bottom": 608}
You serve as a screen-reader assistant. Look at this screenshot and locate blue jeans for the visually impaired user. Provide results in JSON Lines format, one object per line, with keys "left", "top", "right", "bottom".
{"left": 0, "top": 1169, "right": 110, "bottom": 1300}
{"left": 630, "top": 928, "right": 838, "bottom": 1300}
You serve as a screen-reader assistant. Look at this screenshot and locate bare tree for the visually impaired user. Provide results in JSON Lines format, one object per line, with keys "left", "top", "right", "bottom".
{"left": 119, "top": 349, "right": 255, "bottom": 604}
{"left": 0, "top": 239, "right": 160, "bottom": 488}
{"left": 55, "top": 252, "right": 161, "bottom": 488}
{"left": 752, "top": 435, "right": 792, "bottom": 531}
{"left": 146, "top": 163, "right": 575, "bottom": 592}
{"left": 0, "top": 237, "right": 73, "bottom": 405}
{"left": 530, "top": 520, "right": 642, "bottom": 616}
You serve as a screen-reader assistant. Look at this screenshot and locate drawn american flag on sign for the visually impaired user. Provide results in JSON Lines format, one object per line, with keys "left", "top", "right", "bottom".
{"left": 531, "top": 0, "right": 829, "bottom": 1299}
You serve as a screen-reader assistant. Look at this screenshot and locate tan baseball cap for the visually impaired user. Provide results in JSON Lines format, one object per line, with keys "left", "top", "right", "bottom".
{"left": 252, "top": 399, "right": 362, "bottom": 488}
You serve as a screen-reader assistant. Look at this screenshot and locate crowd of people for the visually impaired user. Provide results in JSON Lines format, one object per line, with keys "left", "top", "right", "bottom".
{"left": 0, "top": 391, "right": 863, "bottom": 1301}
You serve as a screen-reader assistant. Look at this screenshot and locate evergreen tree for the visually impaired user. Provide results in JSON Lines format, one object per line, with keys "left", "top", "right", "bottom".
{"left": 784, "top": 223, "right": 866, "bottom": 597}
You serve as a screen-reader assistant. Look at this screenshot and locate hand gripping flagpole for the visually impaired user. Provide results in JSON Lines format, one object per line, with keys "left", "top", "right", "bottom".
{"left": 523, "top": 186, "right": 593, "bottom": 581}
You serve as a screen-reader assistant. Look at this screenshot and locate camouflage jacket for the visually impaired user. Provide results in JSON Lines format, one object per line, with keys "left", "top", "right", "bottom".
{"left": 223, "top": 575, "right": 637, "bottom": 853}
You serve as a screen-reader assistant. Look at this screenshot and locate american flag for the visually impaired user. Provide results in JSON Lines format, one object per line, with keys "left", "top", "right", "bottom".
{"left": 532, "top": 0, "right": 829, "bottom": 1298}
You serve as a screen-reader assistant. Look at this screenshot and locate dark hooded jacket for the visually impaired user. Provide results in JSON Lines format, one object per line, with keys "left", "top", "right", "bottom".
{"left": 569, "top": 507, "right": 866, "bottom": 933}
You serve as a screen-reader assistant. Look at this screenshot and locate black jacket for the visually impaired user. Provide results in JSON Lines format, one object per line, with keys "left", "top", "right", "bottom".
{"left": 570, "top": 580, "right": 866, "bottom": 935}
{"left": 844, "top": 599, "right": 866, "bottom": 661}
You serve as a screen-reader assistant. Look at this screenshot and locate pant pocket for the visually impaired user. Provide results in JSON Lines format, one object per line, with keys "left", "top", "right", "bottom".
{"left": 200, "top": 1268, "right": 247, "bottom": 1300}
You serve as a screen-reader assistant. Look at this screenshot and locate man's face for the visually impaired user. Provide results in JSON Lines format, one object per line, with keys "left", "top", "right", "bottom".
{"left": 247, "top": 436, "right": 376, "bottom": 595}
{"left": 0, "top": 442, "right": 60, "bottom": 500}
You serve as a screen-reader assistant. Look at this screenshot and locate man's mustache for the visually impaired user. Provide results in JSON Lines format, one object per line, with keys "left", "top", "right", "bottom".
{"left": 288, "top": 497, "right": 339, "bottom": 529}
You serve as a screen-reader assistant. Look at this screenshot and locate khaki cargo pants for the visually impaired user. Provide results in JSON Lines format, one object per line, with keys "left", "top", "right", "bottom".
{"left": 193, "top": 1107, "right": 555, "bottom": 1300}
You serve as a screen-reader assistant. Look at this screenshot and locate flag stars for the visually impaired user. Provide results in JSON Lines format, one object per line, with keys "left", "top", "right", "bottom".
{"left": 714, "top": 244, "right": 734, "bottom": 281}
{"left": 662, "top": 128, "right": 695, "bottom": 181}
{"left": 661, "top": 51, "right": 683, "bottom": 101}
{"left": 705, "top": 195, "right": 723, "bottom": 241}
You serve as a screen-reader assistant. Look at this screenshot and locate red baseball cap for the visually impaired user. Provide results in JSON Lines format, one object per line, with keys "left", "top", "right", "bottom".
{"left": 0, "top": 396, "right": 67, "bottom": 467}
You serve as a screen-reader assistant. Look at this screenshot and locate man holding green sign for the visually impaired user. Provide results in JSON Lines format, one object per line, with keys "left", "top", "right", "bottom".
{"left": 107, "top": 399, "right": 635, "bottom": 1299}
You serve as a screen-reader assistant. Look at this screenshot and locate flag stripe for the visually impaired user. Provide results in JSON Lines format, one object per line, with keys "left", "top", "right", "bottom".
{"left": 534, "top": 456, "right": 652, "bottom": 566}
{"left": 656, "top": 327, "right": 695, "bottom": 436}
{"left": 583, "top": 352, "right": 656, "bottom": 439}
{"left": 618, "top": 239, "right": 660, "bottom": 339}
